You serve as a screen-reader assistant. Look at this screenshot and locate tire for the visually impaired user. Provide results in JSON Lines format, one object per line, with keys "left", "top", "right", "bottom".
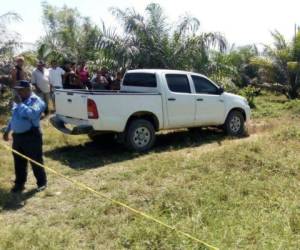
{"left": 224, "top": 110, "right": 245, "bottom": 137}
{"left": 125, "top": 119, "right": 156, "bottom": 152}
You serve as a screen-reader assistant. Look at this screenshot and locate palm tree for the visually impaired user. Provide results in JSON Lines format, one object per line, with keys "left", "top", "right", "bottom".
{"left": 110, "top": 3, "right": 227, "bottom": 71}
{"left": 0, "top": 12, "right": 23, "bottom": 91}
{"left": 38, "top": 3, "right": 101, "bottom": 64}
{"left": 251, "top": 30, "right": 300, "bottom": 99}
{"left": 210, "top": 44, "right": 259, "bottom": 86}
{"left": 0, "top": 12, "right": 22, "bottom": 61}
{"left": 110, "top": 3, "right": 170, "bottom": 68}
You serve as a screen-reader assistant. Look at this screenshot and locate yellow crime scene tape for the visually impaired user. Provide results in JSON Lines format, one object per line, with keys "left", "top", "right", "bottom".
{"left": 0, "top": 142, "right": 219, "bottom": 250}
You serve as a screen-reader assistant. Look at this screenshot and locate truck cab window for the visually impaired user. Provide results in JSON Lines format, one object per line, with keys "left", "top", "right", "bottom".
{"left": 123, "top": 73, "right": 157, "bottom": 87}
{"left": 191, "top": 75, "right": 219, "bottom": 94}
{"left": 166, "top": 74, "right": 191, "bottom": 93}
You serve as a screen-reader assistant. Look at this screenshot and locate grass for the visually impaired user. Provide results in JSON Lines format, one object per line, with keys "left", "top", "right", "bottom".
{"left": 0, "top": 92, "right": 300, "bottom": 249}
{"left": 251, "top": 91, "right": 300, "bottom": 119}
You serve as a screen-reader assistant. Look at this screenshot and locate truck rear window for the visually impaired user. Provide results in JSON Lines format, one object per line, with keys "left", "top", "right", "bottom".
{"left": 166, "top": 74, "right": 191, "bottom": 93}
{"left": 123, "top": 73, "right": 157, "bottom": 87}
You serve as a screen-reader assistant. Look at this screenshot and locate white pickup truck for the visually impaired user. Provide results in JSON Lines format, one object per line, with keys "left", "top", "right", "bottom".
{"left": 50, "top": 69, "right": 250, "bottom": 152}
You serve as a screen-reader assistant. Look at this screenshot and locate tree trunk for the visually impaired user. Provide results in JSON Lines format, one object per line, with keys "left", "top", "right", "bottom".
{"left": 288, "top": 72, "right": 299, "bottom": 99}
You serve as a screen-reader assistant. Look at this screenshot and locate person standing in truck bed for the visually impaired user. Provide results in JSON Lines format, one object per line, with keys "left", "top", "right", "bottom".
{"left": 63, "top": 62, "right": 83, "bottom": 89}
{"left": 110, "top": 71, "right": 122, "bottom": 90}
{"left": 91, "top": 69, "right": 110, "bottom": 90}
{"left": 76, "top": 61, "right": 90, "bottom": 89}
{"left": 49, "top": 60, "right": 65, "bottom": 109}
{"left": 31, "top": 60, "right": 51, "bottom": 116}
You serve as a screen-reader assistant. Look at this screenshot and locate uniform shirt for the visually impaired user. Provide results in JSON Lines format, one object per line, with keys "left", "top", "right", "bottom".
{"left": 6, "top": 93, "right": 45, "bottom": 134}
{"left": 31, "top": 68, "right": 50, "bottom": 93}
{"left": 49, "top": 67, "right": 65, "bottom": 88}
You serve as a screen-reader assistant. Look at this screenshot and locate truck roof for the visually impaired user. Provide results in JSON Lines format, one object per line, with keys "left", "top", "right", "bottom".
{"left": 126, "top": 69, "right": 207, "bottom": 78}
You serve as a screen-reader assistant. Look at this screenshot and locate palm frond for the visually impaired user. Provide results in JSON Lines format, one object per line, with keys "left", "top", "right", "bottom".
{"left": 177, "top": 15, "right": 200, "bottom": 37}
{"left": 270, "top": 30, "right": 287, "bottom": 50}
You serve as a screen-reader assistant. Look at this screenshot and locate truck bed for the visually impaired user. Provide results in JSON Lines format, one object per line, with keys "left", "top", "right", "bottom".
{"left": 56, "top": 89, "right": 160, "bottom": 95}
{"left": 54, "top": 89, "right": 163, "bottom": 132}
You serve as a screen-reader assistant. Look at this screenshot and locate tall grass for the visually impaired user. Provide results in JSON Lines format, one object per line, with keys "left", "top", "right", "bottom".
{"left": 0, "top": 93, "right": 300, "bottom": 249}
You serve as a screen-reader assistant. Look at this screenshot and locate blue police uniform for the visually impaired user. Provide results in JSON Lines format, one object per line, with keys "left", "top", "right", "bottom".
{"left": 6, "top": 93, "right": 45, "bottom": 134}
{"left": 7, "top": 91, "right": 47, "bottom": 191}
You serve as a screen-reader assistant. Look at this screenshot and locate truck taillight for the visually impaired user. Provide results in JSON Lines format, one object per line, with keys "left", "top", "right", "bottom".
{"left": 87, "top": 99, "right": 99, "bottom": 119}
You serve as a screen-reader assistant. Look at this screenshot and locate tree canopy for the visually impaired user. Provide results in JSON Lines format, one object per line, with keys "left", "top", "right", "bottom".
{"left": 1, "top": 2, "right": 300, "bottom": 99}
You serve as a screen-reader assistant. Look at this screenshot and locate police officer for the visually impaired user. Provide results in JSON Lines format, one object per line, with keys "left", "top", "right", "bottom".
{"left": 3, "top": 80, "right": 47, "bottom": 193}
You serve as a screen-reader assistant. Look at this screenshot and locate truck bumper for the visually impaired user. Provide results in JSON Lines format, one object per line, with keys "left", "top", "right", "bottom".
{"left": 50, "top": 115, "right": 93, "bottom": 135}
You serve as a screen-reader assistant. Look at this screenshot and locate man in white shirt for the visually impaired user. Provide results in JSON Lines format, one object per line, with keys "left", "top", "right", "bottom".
{"left": 49, "top": 60, "right": 65, "bottom": 108}
{"left": 49, "top": 60, "right": 65, "bottom": 89}
{"left": 31, "top": 60, "right": 50, "bottom": 115}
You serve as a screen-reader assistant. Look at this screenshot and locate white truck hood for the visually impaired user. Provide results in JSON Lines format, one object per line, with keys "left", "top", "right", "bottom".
{"left": 223, "top": 92, "right": 248, "bottom": 103}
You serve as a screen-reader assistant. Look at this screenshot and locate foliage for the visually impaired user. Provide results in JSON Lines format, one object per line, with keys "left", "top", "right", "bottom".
{"left": 38, "top": 2, "right": 101, "bottom": 64}
{"left": 210, "top": 45, "right": 259, "bottom": 86}
{"left": 2, "top": 2, "right": 300, "bottom": 103}
{"left": 0, "top": 12, "right": 23, "bottom": 108}
{"left": 251, "top": 30, "right": 300, "bottom": 99}
{"left": 238, "top": 86, "right": 260, "bottom": 108}
{"left": 38, "top": 2, "right": 227, "bottom": 73}
{"left": 0, "top": 91, "right": 11, "bottom": 124}
{"left": 0, "top": 12, "right": 22, "bottom": 62}
{"left": 215, "top": 77, "right": 239, "bottom": 94}
{"left": 110, "top": 3, "right": 227, "bottom": 72}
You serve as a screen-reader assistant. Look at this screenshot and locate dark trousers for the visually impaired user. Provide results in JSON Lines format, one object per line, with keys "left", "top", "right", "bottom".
{"left": 12, "top": 128, "right": 47, "bottom": 187}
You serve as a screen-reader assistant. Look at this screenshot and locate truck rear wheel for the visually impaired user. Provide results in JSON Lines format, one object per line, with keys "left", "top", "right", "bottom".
{"left": 125, "top": 119, "right": 156, "bottom": 152}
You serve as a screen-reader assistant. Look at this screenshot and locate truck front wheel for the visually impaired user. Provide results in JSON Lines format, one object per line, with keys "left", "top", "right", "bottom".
{"left": 224, "top": 110, "right": 245, "bottom": 137}
{"left": 125, "top": 119, "right": 156, "bottom": 152}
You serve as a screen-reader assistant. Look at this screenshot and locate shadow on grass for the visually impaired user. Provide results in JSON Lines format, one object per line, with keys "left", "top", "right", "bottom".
{"left": 45, "top": 128, "right": 228, "bottom": 170}
{"left": 0, "top": 188, "right": 38, "bottom": 211}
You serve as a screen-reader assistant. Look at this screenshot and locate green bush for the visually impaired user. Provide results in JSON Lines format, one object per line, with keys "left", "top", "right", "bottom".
{"left": 0, "top": 91, "right": 11, "bottom": 124}
{"left": 239, "top": 86, "right": 260, "bottom": 108}
{"left": 217, "top": 77, "right": 239, "bottom": 94}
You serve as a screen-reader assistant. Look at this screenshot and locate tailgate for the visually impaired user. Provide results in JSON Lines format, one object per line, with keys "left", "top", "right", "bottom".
{"left": 55, "top": 90, "right": 87, "bottom": 119}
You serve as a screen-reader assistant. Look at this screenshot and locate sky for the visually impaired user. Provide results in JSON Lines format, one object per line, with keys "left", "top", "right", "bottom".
{"left": 2, "top": 0, "right": 300, "bottom": 50}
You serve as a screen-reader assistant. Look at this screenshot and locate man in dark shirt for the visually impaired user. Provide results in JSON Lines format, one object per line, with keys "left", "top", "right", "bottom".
{"left": 111, "top": 71, "right": 122, "bottom": 90}
{"left": 63, "top": 62, "right": 83, "bottom": 89}
{"left": 100, "top": 67, "right": 113, "bottom": 88}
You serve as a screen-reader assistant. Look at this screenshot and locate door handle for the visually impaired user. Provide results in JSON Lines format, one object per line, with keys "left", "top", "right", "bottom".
{"left": 168, "top": 98, "right": 176, "bottom": 101}
{"left": 67, "top": 99, "right": 72, "bottom": 103}
{"left": 197, "top": 98, "right": 204, "bottom": 101}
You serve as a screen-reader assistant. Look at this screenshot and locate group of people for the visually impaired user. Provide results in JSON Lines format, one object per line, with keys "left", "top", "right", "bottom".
{"left": 2, "top": 56, "right": 123, "bottom": 196}
{"left": 10, "top": 57, "right": 123, "bottom": 115}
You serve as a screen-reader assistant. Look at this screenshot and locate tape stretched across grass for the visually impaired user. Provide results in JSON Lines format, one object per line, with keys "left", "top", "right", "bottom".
{"left": 0, "top": 142, "right": 219, "bottom": 250}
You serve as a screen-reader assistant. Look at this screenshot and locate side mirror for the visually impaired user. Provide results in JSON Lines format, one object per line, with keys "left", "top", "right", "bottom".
{"left": 217, "top": 87, "right": 224, "bottom": 95}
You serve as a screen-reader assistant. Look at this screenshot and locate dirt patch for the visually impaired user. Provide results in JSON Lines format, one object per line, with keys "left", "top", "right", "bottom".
{"left": 247, "top": 119, "right": 278, "bottom": 134}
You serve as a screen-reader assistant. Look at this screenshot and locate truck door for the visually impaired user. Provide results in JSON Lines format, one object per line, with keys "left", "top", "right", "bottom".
{"left": 191, "top": 75, "right": 226, "bottom": 125}
{"left": 164, "top": 74, "right": 195, "bottom": 128}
